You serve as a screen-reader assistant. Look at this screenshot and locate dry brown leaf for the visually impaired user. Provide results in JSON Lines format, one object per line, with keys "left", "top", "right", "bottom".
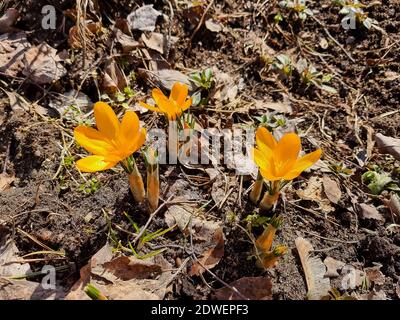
{"left": 382, "top": 193, "right": 400, "bottom": 222}
{"left": 68, "top": 22, "right": 102, "bottom": 49}
{"left": 0, "top": 32, "right": 31, "bottom": 77}
{"left": 375, "top": 133, "right": 400, "bottom": 161}
{"left": 127, "top": 5, "right": 162, "bottom": 32}
{"left": 189, "top": 228, "right": 224, "bottom": 276}
{"left": 66, "top": 243, "right": 172, "bottom": 300}
{"left": 297, "top": 176, "right": 335, "bottom": 214}
{"left": 322, "top": 175, "right": 342, "bottom": 204}
{"left": 0, "top": 173, "right": 14, "bottom": 191}
{"left": 0, "top": 277, "right": 64, "bottom": 300}
{"left": 396, "top": 280, "right": 400, "bottom": 299}
{"left": 323, "top": 257, "right": 345, "bottom": 278}
{"left": 253, "top": 100, "right": 293, "bottom": 114}
{"left": 213, "top": 276, "right": 272, "bottom": 300}
{"left": 0, "top": 225, "right": 31, "bottom": 277}
{"left": 138, "top": 68, "right": 194, "bottom": 91}
{"left": 356, "top": 203, "right": 384, "bottom": 222}
{"left": 364, "top": 266, "right": 385, "bottom": 286}
{"left": 295, "top": 237, "right": 331, "bottom": 300}
{"left": 113, "top": 28, "right": 140, "bottom": 53}
{"left": 101, "top": 60, "right": 128, "bottom": 93}
{"left": 141, "top": 32, "right": 178, "bottom": 54}
{"left": 0, "top": 8, "right": 19, "bottom": 34}
{"left": 22, "top": 44, "right": 67, "bottom": 84}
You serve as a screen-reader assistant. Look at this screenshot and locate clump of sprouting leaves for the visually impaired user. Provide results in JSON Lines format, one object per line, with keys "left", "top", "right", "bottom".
{"left": 362, "top": 166, "right": 400, "bottom": 195}
{"left": 296, "top": 59, "right": 337, "bottom": 94}
{"left": 272, "top": 54, "right": 293, "bottom": 80}
{"left": 279, "top": 0, "right": 313, "bottom": 21}
{"left": 329, "top": 162, "right": 354, "bottom": 176}
{"left": 100, "top": 86, "right": 136, "bottom": 109}
{"left": 255, "top": 113, "right": 287, "bottom": 131}
{"left": 332, "top": 0, "right": 381, "bottom": 31}
{"left": 79, "top": 177, "right": 101, "bottom": 195}
{"left": 189, "top": 68, "right": 214, "bottom": 106}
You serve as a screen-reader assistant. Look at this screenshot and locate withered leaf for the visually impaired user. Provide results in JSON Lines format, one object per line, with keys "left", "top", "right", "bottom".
{"left": 213, "top": 276, "right": 272, "bottom": 300}
{"left": 127, "top": 5, "right": 162, "bottom": 32}
{"left": 189, "top": 228, "right": 224, "bottom": 276}
{"left": 322, "top": 175, "right": 342, "bottom": 204}
{"left": 295, "top": 237, "right": 331, "bottom": 300}
{"left": 356, "top": 204, "right": 384, "bottom": 222}
{"left": 375, "top": 133, "right": 400, "bottom": 161}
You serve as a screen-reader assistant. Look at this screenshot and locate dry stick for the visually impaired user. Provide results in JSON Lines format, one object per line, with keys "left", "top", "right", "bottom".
{"left": 165, "top": 0, "right": 174, "bottom": 60}
{"left": 132, "top": 195, "right": 174, "bottom": 246}
{"left": 311, "top": 16, "right": 355, "bottom": 63}
{"left": 187, "top": 0, "right": 215, "bottom": 53}
{"left": 188, "top": 217, "right": 249, "bottom": 300}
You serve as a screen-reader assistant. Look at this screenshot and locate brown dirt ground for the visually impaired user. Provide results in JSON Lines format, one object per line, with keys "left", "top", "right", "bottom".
{"left": 0, "top": 0, "right": 399, "bottom": 300}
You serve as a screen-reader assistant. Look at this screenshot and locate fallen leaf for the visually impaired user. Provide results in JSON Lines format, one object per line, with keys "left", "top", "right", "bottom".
{"left": 205, "top": 19, "right": 222, "bottom": 33}
{"left": 375, "top": 133, "right": 400, "bottom": 161}
{"left": 213, "top": 276, "right": 272, "bottom": 300}
{"left": 182, "top": 5, "right": 206, "bottom": 28}
{"left": 323, "top": 257, "right": 345, "bottom": 278}
{"left": 101, "top": 59, "right": 128, "bottom": 93}
{"left": 0, "top": 173, "right": 14, "bottom": 191}
{"left": 48, "top": 90, "right": 93, "bottom": 116}
{"left": 0, "top": 277, "right": 64, "bottom": 300}
{"left": 141, "top": 32, "right": 178, "bottom": 55}
{"left": 22, "top": 43, "right": 67, "bottom": 84}
{"left": 113, "top": 28, "right": 140, "bottom": 53}
{"left": 396, "top": 280, "right": 400, "bottom": 299}
{"left": 68, "top": 22, "right": 102, "bottom": 49}
{"left": 189, "top": 228, "right": 224, "bottom": 276}
{"left": 297, "top": 176, "right": 335, "bottom": 214}
{"left": 127, "top": 5, "right": 162, "bottom": 32}
{"left": 138, "top": 68, "right": 194, "bottom": 91}
{"left": 356, "top": 203, "right": 384, "bottom": 222}
{"left": 0, "top": 8, "right": 19, "bottom": 34}
{"left": 364, "top": 266, "right": 385, "bottom": 286}
{"left": 295, "top": 237, "right": 331, "bottom": 300}
{"left": 66, "top": 243, "right": 172, "bottom": 300}
{"left": 253, "top": 100, "right": 293, "bottom": 114}
{"left": 0, "top": 32, "right": 31, "bottom": 77}
{"left": 358, "top": 289, "right": 387, "bottom": 300}
{"left": 382, "top": 193, "right": 400, "bottom": 222}
{"left": 322, "top": 175, "right": 342, "bottom": 204}
{"left": 0, "top": 225, "right": 31, "bottom": 277}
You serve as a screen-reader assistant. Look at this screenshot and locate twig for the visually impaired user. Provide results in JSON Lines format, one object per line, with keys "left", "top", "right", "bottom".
{"left": 187, "top": 0, "right": 215, "bottom": 52}
{"left": 165, "top": 0, "right": 174, "bottom": 59}
{"left": 132, "top": 195, "right": 174, "bottom": 246}
{"left": 311, "top": 16, "right": 355, "bottom": 63}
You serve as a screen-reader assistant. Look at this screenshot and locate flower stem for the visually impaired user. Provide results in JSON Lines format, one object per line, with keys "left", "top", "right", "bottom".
{"left": 127, "top": 157, "right": 145, "bottom": 203}
{"left": 259, "top": 181, "right": 281, "bottom": 211}
{"left": 146, "top": 152, "right": 159, "bottom": 212}
{"left": 250, "top": 171, "right": 264, "bottom": 204}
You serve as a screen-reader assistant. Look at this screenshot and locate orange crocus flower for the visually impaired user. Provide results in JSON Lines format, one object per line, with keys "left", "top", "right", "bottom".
{"left": 139, "top": 82, "right": 192, "bottom": 121}
{"left": 253, "top": 127, "right": 322, "bottom": 182}
{"left": 74, "top": 102, "right": 146, "bottom": 172}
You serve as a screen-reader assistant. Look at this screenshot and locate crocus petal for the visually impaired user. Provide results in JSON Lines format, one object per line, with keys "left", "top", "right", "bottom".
{"left": 152, "top": 88, "right": 169, "bottom": 108}
{"left": 282, "top": 149, "right": 322, "bottom": 180}
{"left": 260, "top": 167, "right": 281, "bottom": 181}
{"left": 256, "top": 127, "right": 277, "bottom": 150}
{"left": 139, "top": 101, "right": 161, "bottom": 113}
{"left": 126, "top": 128, "right": 147, "bottom": 155}
{"left": 252, "top": 147, "right": 272, "bottom": 170}
{"left": 94, "top": 102, "right": 120, "bottom": 139}
{"left": 120, "top": 111, "right": 139, "bottom": 142}
{"left": 274, "top": 133, "right": 301, "bottom": 164}
{"left": 170, "top": 82, "right": 188, "bottom": 106}
{"left": 76, "top": 155, "right": 117, "bottom": 172}
{"left": 181, "top": 98, "right": 192, "bottom": 111}
{"left": 74, "top": 126, "right": 113, "bottom": 156}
